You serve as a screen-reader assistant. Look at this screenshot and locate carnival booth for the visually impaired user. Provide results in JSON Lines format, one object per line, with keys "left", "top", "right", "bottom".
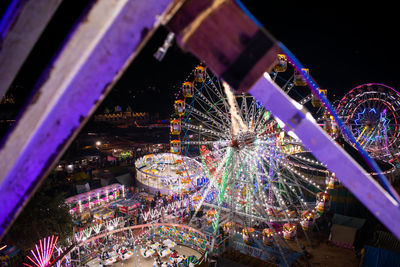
{"left": 93, "top": 208, "right": 115, "bottom": 221}
{"left": 73, "top": 210, "right": 91, "bottom": 226}
{"left": 116, "top": 198, "right": 140, "bottom": 215}
{"left": 65, "top": 183, "right": 125, "bottom": 215}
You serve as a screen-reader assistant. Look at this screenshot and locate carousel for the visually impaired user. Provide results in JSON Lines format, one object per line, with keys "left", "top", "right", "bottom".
{"left": 135, "top": 153, "right": 206, "bottom": 195}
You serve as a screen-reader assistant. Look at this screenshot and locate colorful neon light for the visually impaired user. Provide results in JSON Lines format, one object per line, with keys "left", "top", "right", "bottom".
{"left": 354, "top": 107, "right": 390, "bottom": 145}
{"left": 24, "top": 235, "right": 58, "bottom": 267}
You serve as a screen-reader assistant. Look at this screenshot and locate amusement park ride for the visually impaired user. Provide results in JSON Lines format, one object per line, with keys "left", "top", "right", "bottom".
{"left": 166, "top": 58, "right": 400, "bottom": 264}
{"left": 1, "top": 0, "right": 400, "bottom": 266}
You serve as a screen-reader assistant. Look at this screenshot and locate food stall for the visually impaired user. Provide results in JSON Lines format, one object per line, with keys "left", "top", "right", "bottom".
{"left": 65, "top": 183, "right": 125, "bottom": 215}
{"left": 93, "top": 208, "right": 115, "bottom": 221}
{"left": 116, "top": 198, "right": 140, "bottom": 215}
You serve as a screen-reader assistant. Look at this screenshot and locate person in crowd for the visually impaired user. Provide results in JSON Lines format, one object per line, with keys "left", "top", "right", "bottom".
{"left": 170, "top": 249, "right": 178, "bottom": 258}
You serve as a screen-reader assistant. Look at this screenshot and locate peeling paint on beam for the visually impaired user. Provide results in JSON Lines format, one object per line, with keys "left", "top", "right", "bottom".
{"left": 0, "top": 0, "right": 63, "bottom": 99}
{"left": 0, "top": 0, "right": 175, "bottom": 238}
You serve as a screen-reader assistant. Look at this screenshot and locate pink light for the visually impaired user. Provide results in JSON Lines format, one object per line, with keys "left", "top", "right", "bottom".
{"left": 24, "top": 235, "right": 58, "bottom": 267}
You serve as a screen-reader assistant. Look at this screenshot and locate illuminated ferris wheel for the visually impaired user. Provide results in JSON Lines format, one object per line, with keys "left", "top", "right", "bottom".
{"left": 168, "top": 61, "right": 334, "bottom": 259}
{"left": 336, "top": 83, "right": 400, "bottom": 162}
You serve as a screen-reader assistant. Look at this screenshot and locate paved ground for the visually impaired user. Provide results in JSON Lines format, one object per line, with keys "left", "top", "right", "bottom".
{"left": 289, "top": 232, "right": 360, "bottom": 267}
{"left": 87, "top": 244, "right": 202, "bottom": 267}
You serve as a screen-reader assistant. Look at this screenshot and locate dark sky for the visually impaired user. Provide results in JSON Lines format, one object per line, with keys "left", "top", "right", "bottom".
{"left": 253, "top": 6, "right": 399, "bottom": 98}
{"left": 106, "top": 4, "right": 399, "bottom": 115}
{"left": 2, "top": 2, "right": 399, "bottom": 118}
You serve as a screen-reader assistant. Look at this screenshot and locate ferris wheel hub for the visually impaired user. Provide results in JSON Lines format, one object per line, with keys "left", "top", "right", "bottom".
{"left": 230, "top": 130, "right": 256, "bottom": 149}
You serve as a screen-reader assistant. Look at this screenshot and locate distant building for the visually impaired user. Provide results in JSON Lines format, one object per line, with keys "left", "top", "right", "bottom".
{"left": 94, "top": 106, "right": 149, "bottom": 124}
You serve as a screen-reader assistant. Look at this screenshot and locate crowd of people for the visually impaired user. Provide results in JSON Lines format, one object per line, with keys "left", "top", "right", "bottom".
{"left": 70, "top": 186, "right": 203, "bottom": 266}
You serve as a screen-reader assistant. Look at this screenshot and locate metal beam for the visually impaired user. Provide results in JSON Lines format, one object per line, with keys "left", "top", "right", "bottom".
{"left": 249, "top": 74, "right": 400, "bottom": 239}
{"left": 0, "top": 0, "right": 63, "bottom": 98}
{"left": 0, "top": 0, "right": 175, "bottom": 238}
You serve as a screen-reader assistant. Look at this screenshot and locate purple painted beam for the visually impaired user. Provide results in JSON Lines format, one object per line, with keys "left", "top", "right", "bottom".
{"left": 249, "top": 73, "right": 400, "bottom": 240}
{"left": 0, "top": 0, "right": 175, "bottom": 238}
{"left": 0, "top": 0, "right": 62, "bottom": 99}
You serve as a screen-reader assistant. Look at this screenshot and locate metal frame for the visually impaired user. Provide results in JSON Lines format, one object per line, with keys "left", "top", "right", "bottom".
{"left": 0, "top": 0, "right": 175, "bottom": 238}
{"left": 0, "top": 0, "right": 399, "bottom": 243}
{"left": 249, "top": 74, "right": 400, "bottom": 239}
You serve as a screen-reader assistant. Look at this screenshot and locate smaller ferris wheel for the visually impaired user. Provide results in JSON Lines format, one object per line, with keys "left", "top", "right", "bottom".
{"left": 336, "top": 83, "right": 400, "bottom": 162}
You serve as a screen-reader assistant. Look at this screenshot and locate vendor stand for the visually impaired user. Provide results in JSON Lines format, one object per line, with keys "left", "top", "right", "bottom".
{"left": 93, "top": 208, "right": 115, "bottom": 222}
{"left": 65, "top": 183, "right": 125, "bottom": 215}
{"left": 116, "top": 198, "right": 140, "bottom": 215}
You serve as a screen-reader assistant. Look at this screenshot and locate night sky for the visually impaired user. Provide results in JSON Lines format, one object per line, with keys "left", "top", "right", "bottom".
{"left": 106, "top": 4, "right": 400, "bottom": 116}
{"left": 2, "top": 3, "right": 399, "bottom": 120}
{"left": 254, "top": 6, "right": 400, "bottom": 99}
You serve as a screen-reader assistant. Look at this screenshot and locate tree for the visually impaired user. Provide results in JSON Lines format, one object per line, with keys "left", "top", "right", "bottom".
{"left": 4, "top": 177, "right": 73, "bottom": 251}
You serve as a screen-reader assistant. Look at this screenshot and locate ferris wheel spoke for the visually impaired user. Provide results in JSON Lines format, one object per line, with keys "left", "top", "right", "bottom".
{"left": 196, "top": 119, "right": 230, "bottom": 138}
{"left": 268, "top": 184, "right": 293, "bottom": 223}
{"left": 247, "top": 151, "right": 274, "bottom": 213}
{"left": 181, "top": 121, "right": 226, "bottom": 140}
{"left": 284, "top": 175, "right": 319, "bottom": 201}
{"left": 238, "top": 96, "right": 249, "bottom": 127}
{"left": 262, "top": 150, "right": 322, "bottom": 193}
{"left": 277, "top": 182, "right": 297, "bottom": 208}
{"left": 203, "top": 76, "right": 231, "bottom": 111}
{"left": 232, "top": 96, "right": 248, "bottom": 130}
{"left": 282, "top": 74, "right": 295, "bottom": 93}
{"left": 186, "top": 99, "right": 227, "bottom": 130}
{"left": 191, "top": 96, "right": 230, "bottom": 127}
{"left": 182, "top": 141, "right": 223, "bottom": 147}
{"left": 185, "top": 105, "right": 231, "bottom": 134}
{"left": 202, "top": 84, "right": 230, "bottom": 114}
{"left": 299, "top": 94, "right": 313, "bottom": 105}
{"left": 246, "top": 101, "right": 257, "bottom": 131}
{"left": 286, "top": 174, "right": 311, "bottom": 209}
{"left": 192, "top": 86, "right": 232, "bottom": 124}
{"left": 247, "top": 98, "right": 263, "bottom": 131}
{"left": 190, "top": 97, "right": 227, "bottom": 128}
{"left": 252, "top": 100, "right": 268, "bottom": 128}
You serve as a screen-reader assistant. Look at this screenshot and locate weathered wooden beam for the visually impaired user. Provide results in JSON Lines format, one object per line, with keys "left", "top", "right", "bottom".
{"left": 164, "top": 0, "right": 400, "bottom": 239}
{"left": 0, "top": 0, "right": 176, "bottom": 238}
{"left": 165, "top": 0, "right": 281, "bottom": 92}
{"left": 0, "top": 0, "right": 63, "bottom": 99}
